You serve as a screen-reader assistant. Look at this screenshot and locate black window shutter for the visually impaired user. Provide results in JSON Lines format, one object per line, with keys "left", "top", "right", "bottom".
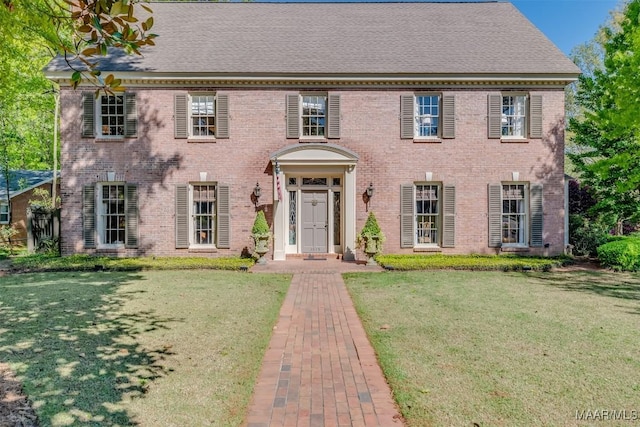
{"left": 175, "top": 184, "right": 189, "bottom": 248}
{"left": 217, "top": 184, "right": 231, "bottom": 249}
{"left": 488, "top": 184, "right": 502, "bottom": 247}
{"left": 125, "top": 184, "right": 138, "bottom": 248}
{"left": 82, "top": 92, "right": 95, "bottom": 138}
{"left": 83, "top": 185, "right": 96, "bottom": 248}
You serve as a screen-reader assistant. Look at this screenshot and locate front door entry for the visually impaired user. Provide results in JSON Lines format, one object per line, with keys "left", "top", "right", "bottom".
{"left": 301, "top": 191, "right": 328, "bottom": 253}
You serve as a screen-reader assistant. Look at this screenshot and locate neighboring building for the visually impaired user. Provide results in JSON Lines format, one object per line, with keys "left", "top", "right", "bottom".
{"left": 45, "top": 2, "right": 580, "bottom": 260}
{"left": 0, "top": 170, "right": 59, "bottom": 245}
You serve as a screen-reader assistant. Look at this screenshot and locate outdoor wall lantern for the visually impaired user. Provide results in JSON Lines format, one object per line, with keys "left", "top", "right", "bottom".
{"left": 252, "top": 182, "right": 262, "bottom": 208}
{"left": 364, "top": 182, "right": 374, "bottom": 211}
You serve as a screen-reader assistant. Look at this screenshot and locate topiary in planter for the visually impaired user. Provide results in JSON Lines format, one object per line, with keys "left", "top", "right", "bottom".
{"left": 251, "top": 210, "right": 271, "bottom": 264}
{"left": 356, "top": 211, "right": 386, "bottom": 265}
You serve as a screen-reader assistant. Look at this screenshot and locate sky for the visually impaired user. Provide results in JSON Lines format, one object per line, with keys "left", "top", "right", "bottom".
{"left": 510, "top": 0, "right": 621, "bottom": 55}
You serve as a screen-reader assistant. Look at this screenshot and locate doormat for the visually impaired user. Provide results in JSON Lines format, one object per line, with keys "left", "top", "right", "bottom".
{"left": 304, "top": 255, "right": 327, "bottom": 261}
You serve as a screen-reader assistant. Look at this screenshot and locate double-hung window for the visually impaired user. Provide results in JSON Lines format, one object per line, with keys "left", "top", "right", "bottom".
{"left": 82, "top": 92, "right": 137, "bottom": 139}
{"left": 175, "top": 183, "right": 231, "bottom": 249}
{"left": 488, "top": 93, "right": 543, "bottom": 140}
{"left": 401, "top": 183, "right": 456, "bottom": 248}
{"left": 174, "top": 93, "right": 229, "bottom": 139}
{"left": 0, "top": 203, "right": 9, "bottom": 224}
{"left": 488, "top": 182, "right": 543, "bottom": 248}
{"left": 286, "top": 93, "right": 341, "bottom": 139}
{"left": 400, "top": 93, "right": 455, "bottom": 139}
{"left": 83, "top": 182, "right": 138, "bottom": 249}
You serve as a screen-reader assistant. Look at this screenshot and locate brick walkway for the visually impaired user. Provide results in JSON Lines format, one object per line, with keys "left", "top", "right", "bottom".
{"left": 245, "top": 259, "right": 403, "bottom": 427}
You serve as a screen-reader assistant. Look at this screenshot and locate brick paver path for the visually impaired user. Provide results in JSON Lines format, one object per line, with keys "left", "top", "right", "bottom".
{"left": 244, "top": 262, "right": 403, "bottom": 427}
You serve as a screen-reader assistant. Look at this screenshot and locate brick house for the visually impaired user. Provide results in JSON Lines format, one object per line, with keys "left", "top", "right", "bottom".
{"left": 0, "top": 170, "right": 59, "bottom": 246}
{"left": 45, "top": 2, "right": 579, "bottom": 260}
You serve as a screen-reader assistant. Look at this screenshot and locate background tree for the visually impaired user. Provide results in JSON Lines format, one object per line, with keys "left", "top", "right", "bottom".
{"left": 568, "top": 0, "right": 640, "bottom": 235}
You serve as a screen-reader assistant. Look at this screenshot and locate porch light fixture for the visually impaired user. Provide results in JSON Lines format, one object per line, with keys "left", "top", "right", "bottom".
{"left": 366, "top": 182, "right": 374, "bottom": 198}
{"left": 252, "top": 182, "right": 262, "bottom": 208}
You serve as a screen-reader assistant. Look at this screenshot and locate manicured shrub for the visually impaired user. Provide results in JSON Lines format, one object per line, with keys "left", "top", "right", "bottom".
{"left": 597, "top": 237, "right": 640, "bottom": 271}
{"left": 569, "top": 215, "right": 609, "bottom": 257}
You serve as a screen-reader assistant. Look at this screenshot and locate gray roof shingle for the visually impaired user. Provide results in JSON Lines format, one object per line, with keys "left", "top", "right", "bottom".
{"left": 0, "top": 170, "right": 58, "bottom": 200}
{"left": 45, "top": 1, "right": 580, "bottom": 76}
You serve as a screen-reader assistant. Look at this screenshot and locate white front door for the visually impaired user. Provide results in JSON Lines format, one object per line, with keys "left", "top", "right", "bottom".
{"left": 301, "top": 191, "right": 328, "bottom": 253}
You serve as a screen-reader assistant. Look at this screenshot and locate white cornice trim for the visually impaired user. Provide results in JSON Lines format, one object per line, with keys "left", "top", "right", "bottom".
{"left": 46, "top": 71, "right": 578, "bottom": 89}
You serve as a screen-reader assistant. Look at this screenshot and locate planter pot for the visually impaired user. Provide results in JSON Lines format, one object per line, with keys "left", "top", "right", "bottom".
{"left": 363, "top": 235, "right": 380, "bottom": 266}
{"left": 253, "top": 234, "right": 270, "bottom": 264}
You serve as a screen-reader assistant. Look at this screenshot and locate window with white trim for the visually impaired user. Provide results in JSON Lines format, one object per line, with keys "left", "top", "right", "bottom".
{"left": 401, "top": 183, "right": 455, "bottom": 248}
{"left": 0, "top": 203, "right": 9, "bottom": 224}
{"left": 191, "top": 184, "right": 216, "bottom": 246}
{"left": 99, "top": 183, "right": 126, "bottom": 245}
{"left": 415, "top": 184, "right": 440, "bottom": 245}
{"left": 501, "top": 184, "right": 527, "bottom": 245}
{"left": 82, "top": 92, "right": 137, "bottom": 139}
{"left": 286, "top": 93, "right": 340, "bottom": 139}
{"left": 301, "top": 95, "right": 326, "bottom": 137}
{"left": 502, "top": 95, "right": 527, "bottom": 137}
{"left": 99, "top": 95, "right": 125, "bottom": 137}
{"left": 190, "top": 94, "right": 216, "bottom": 137}
{"left": 83, "top": 182, "right": 138, "bottom": 249}
{"left": 415, "top": 95, "right": 440, "bottom": 138}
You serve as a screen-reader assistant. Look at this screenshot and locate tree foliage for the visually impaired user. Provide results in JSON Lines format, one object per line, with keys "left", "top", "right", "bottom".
{"left": 568, "top": 0, "right": 640, "bottom": 234}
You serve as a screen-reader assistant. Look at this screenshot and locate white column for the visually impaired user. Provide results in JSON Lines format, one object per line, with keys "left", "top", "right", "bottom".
{"left": 343, "top": 165, "right": 357, "bottom": 261}
{"left": 272, "top": 167, "right": 286, "bottom": 261}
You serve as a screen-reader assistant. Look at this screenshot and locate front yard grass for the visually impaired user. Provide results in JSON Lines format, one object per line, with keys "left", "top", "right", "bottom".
{"left": 0, "top": 270, "right": 289, "bottom": 426}
{"left": 344, "top": 270, "right": 640, "bottom": 426}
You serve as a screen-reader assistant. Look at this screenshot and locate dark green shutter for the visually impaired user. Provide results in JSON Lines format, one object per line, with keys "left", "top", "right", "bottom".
{"left": 488, "top": 184, "right": 502, "bottom": 247}
{"left": 82, "top": 92, "right": 95, "bottom": 138}
{"left": 442, "top": 185, "right": 456, "bottom": 247}
{"left": 286, "top": 94, "right": 299, "bottom": 138}
{"left": 125, "top": 184, "right": 138, "bottom": 248}
{"left": 216, "top": 94, "right": 229, "bottom": 139}
{"left": 442, "top": 95, "right": 455, "bottom": 139}
{"left": 400, "top": 95, "right": 414, "bottom": 139}
{"left": 488, "top": 95, "right": 502, "bottom": 139}
{"left": 217, "top": 184, "right": 230, "bottom": 249}
{"left": 327, "top": 94, "right": 340, "bottom": 139}
{"left": 530, "top": 183, "right": 543, "bottom": 247}
{"left": 175, "top": 184, "right": 189, "bottom": 248}
{"left": 83, "top": 185, "right": 96, "bottom": 248}
{"left": 174, "top": 94, "right": 188, "bottom": 139}
{"left": 124, "top": 93, "right": 137, "bottom": 137}
{"left": 529, "top": 95, "right": 543, "bottom": 139}
{"left": 400, "top": 184, "right": 414, "bottom": 247}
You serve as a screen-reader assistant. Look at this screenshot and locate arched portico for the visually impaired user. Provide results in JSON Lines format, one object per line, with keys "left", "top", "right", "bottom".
{"left": 270, "top": 143, "right": 359, "bottom": 261}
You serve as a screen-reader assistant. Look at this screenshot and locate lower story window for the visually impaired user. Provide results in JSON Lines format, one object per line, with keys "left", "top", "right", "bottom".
{"left": 416, "top": 184, "right": 440, "bottom": 245}
{"left": 83, "top": 182, "right": 138, "bottom": 249}
{"left": 502, "top": 184, "right": 526, "bottom": 245}
{"left": 192, "top": 184, "right": 216, "bottom": 245}
{"left": 101, "top": 184, "right": 125, "bottom": 244}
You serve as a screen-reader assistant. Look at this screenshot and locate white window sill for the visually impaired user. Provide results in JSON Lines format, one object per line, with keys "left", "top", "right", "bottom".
{"left": 188, "top": 138, "right": 217, "bottom": 143}
{"left": 299, "top": 137, "right": 327, "bottom": 143}
{"left": 413, "top": 137, "right": 442, "bottom": 143}
{"left": 500, "top": 138, "right": 529, "bottom": 143}
{"left": 95, "top": 137, "right": 126, "bottom": 143}
{"left": 188, "top": 246, "right": 218, "bottom": 253}
{"left": 501, "top": 246, "right": 530, "bottom": 253}
{"left": 413, "top": 245, "right": 442, "bottom": 253}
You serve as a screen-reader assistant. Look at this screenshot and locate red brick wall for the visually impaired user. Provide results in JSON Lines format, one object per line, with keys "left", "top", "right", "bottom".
{"left": 59, "top": 86, "right": 566, "bottom": 257}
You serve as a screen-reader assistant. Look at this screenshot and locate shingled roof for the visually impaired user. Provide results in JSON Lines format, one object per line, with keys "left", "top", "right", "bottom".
{"left": 45, "top": 1, "right": 580, "bottom": 78}
{"left": 0, "top": 170, "right": 58, "bottom": 200}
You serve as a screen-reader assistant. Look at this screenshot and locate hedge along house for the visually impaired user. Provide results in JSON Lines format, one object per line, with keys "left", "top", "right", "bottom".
{"left": 45, "top": 2, "right": 579, "bottom": 260}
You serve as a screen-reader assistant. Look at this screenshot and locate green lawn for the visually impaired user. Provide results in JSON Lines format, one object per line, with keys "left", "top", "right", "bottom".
{"left": 0, "top": 270, "right": 289, "bottom": 426}
{"left": 344, "top": 270, "right": 640, "bottom": 427}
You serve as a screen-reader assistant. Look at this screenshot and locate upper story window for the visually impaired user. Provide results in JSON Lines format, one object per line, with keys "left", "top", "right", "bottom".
{"left": 286, "top": 93, "right": 340, "bottom": 139}
{"left": 488, "top": 93, "right": 543, "bottom": 140}
{"left": 415, "top": 95, "right": 440, "bottom": 137}
{"left": 174, "top": 93, "right": 229, "bottom": 140}
{"left": 0, "top": 203, "right": 9, "bottom": 224}
{"left": 82, "top": 92, "right": 137, "bottom": 139}
{"left": 301, "top": 95, "right": 326, "bottom": 137}
{"left": 400, "top": 93, "right": 455, "bottom": 140}
{"left": 191, "top": 95, "right": 216, "bottom": 137}
{"left": 501, "top": 95, "right": 527, "bottom": 138}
